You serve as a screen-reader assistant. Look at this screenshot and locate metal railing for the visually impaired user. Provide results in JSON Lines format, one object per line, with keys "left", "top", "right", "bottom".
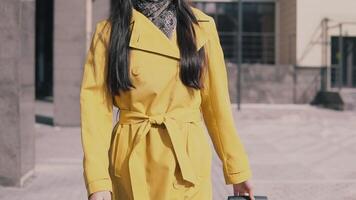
{"left": 219, "top": 32, "right": 276, "bottom": 64}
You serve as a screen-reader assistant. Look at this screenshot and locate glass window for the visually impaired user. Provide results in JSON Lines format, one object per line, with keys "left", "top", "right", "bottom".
{"left": 331, "top": 36, "right": 356, "bottom": 87}
{"left": 192, "top": 1, "right": 276, "bottom": 64}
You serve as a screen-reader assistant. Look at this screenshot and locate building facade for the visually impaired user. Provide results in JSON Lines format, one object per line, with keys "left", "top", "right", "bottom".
{"left": 193, "top": 0, "right": 356, "bottom": 105}
{"left": 36, "top": 0, "right": 356, "bottom": 126}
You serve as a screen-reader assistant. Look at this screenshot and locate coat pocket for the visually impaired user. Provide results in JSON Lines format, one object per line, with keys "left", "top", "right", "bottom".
{"left": 112, "top": 125, "right": 129, "bottom": 178}
{"left": 186, "top": 121, "right": 212, "bottom": 182}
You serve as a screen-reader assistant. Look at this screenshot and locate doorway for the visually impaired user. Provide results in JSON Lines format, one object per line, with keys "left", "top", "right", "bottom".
{"left": 35, "top": 0, "right": 54, "bottom": 101}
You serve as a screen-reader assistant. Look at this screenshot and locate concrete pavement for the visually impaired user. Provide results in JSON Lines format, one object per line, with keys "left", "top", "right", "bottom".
{"left": 0, "top": 104, "right": 355, "bottom": 200}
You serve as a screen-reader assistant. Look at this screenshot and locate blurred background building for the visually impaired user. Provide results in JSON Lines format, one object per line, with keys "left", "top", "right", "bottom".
{"left": 1, "top": 0, "right": 356, "bottom": 187}
{"left": 35, "top": 0, "right": 356, "bottom": 124}
{"left": 194, "top": 0, "right": 356, "bottom": 108}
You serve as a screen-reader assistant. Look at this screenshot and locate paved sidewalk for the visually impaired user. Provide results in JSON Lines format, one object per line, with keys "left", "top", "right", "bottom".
{"left": 0, "top": 104, "right": 355, "bottom": 200}
{"left": 232, "top": 104, "right": 356, "bottom": 200}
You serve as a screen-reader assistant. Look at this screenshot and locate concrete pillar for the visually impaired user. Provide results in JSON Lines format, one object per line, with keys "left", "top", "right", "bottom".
{"left": 53, "top": 0, "right": 87, "bottom": 126}
{"left": 93, "top": 0, "right": 111, "bottom": 26}
{"left": 0, "top": 0, "right": 36, "bottom": 186}
{"left": 53, "top": 0, "right": 110, "bottom": 126}
{"left": 277, "top": 0, "right": 297, "bottom": 65}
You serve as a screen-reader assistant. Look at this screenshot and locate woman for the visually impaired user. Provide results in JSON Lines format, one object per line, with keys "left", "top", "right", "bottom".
{"left": 80, "top": 0, "right": 254, "bottom": 199}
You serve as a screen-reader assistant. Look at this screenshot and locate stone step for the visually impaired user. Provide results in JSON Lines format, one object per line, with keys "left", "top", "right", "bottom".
{"left": 340, "top": 88, "right": 356, "bottom": 111}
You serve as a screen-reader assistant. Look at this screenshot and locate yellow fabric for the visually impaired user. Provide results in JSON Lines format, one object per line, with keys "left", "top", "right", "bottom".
{"left": 80, "top": 6, "right": 252, "bottom": 200}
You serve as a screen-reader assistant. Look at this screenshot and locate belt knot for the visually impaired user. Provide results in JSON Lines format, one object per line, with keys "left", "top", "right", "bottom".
{"left": 148, "top": 114, "right": 165, "bottom": 125}
{"left": 116, "top": 108, "right": 202, "bottom": 200}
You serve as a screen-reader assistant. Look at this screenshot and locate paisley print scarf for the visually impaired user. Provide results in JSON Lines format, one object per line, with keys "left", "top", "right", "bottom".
{"left": 132, "top": 0, "right": 177, "bottom": 39}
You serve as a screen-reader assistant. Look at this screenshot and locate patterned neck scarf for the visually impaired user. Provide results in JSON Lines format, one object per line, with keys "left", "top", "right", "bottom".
{"left": 132, "top": 0, "right": 177, "bottom": 39}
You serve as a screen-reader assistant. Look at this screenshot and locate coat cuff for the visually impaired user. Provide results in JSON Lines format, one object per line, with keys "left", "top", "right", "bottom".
{"left": 223, "top": 169, "right": 253, "bottom": 185}
{"left": 86, "top": 178, "right": 113, "bottom": 197}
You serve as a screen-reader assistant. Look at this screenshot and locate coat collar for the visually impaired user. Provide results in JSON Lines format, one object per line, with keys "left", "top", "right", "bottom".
{"left": 129, "top": 7, "right": 210, "bottom": 60}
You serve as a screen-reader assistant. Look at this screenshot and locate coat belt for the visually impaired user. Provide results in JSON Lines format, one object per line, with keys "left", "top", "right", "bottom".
{"left": 117, "top": 108, "right": 203, "bottom": 200}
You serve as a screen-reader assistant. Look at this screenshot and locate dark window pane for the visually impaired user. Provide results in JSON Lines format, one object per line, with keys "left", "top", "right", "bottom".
{"left": 331, "top": 36, "right": 356, "bottom": 87}
{"left": 242, "top": 33, "right": 275, "bottom": 64}
{"left": 243, "top": 2, "right": 275, "bottom": 33}
{"left": 192, "top": 1, "right": 275, "bottom": 64}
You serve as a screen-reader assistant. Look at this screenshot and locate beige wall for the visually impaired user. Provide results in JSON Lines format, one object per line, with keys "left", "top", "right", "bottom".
{"left": 296, "top": 0, "right": 356, "bottom": 67}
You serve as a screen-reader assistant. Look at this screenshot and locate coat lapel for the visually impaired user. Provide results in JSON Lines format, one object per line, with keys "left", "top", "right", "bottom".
{"left": 129, "top": 7, "right": 210, "bottom": 60}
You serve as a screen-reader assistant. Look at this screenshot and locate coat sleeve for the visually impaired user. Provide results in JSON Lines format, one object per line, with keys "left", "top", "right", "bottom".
{"left": 200, "top": 17, "right": 252, "bottom": 184}
{"left": 80, "top": 20, "right": 114, "bottom": 197}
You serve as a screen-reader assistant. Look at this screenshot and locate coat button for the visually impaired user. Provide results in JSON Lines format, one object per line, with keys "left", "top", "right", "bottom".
{"left": 173, "top": 180, "right": 180, "bottom": 189}
{"left": 173, "top": 179, "right": 187, "bottom": 190}
{"left": 131, "top": 66, "right": 140, "bottom": 76}
{"left": 173, "top": 178, "right": 197, "bottom": 190}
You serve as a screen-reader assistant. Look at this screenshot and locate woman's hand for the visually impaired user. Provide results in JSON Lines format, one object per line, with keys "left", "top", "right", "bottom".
{"left": 89, "top": 191, "right": 112, "bottom": 200}
{"left": 233, "top": 180, "right": 255, "bottom": 200}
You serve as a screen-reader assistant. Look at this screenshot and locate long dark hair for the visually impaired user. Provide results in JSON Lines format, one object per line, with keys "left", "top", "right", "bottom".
{"left": 107, "top": 0, "right": 206, "bottom": 96}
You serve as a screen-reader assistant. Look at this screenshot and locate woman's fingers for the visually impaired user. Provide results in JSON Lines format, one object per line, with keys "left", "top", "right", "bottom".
{"left": 233, "top": 180, "right": 255, "bottom": 200}
{"left": 245, "top": 181, "right": 255, "bottom": 200}
{"left": 248, "top": 188, "right": 255, "bottom": 200}
{"left": 88, "top": 191, "right": 111, "bottom": 200}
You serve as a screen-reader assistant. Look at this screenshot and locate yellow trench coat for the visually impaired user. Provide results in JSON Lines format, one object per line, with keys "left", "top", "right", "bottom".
{"left": 80, "top": 6, "right": 252, "bottom": 200}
